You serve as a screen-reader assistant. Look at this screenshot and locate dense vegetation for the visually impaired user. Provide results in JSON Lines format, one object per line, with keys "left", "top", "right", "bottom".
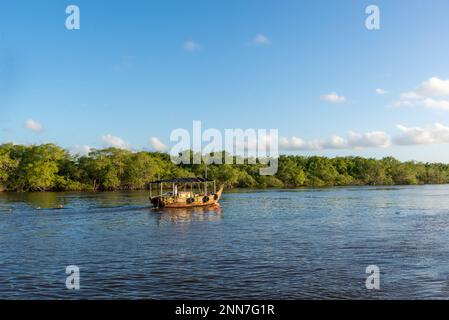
{"left": 1, "top": 143, "right": 449, "bottom": 192}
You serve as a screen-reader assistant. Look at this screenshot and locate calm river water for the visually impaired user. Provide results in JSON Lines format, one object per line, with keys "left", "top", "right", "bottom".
{"left": 1, "top": 185, "right": 449, "bottom": 299}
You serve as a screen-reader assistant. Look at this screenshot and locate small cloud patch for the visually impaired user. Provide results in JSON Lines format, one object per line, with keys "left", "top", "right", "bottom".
{"left": 25, "top": 119, "right": 44, "bottom": 133}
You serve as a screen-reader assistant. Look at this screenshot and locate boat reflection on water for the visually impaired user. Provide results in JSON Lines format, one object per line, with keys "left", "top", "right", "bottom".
{"left": 152, "top": 204, "right": 223, "bottom": 225}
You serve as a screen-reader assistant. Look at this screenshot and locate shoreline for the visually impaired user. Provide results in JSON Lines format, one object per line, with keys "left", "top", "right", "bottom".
{"left": 1, "top": 183, "right": 448, "bottom": 194}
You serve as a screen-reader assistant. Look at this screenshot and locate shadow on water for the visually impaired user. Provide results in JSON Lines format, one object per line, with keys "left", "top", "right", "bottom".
{"left": 0, "top": 190, "right": 153, "bottom": 212}
{"left": 0, "top": 192, "right": 66, "bottom": 210}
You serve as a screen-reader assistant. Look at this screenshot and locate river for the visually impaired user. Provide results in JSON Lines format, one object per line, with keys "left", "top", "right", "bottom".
{"left": 1, "top": 185, "right": 449, "bottom": 299}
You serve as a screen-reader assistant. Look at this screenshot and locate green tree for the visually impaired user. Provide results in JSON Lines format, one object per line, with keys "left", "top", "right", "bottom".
{"left": 0, "top": 144, "right": 18, "bottom": 190}
{"left": 7, "top": 144, "right": 68, "bottom": 191}
{"left": 122, "top": 152, "right": 164, "bottom": 189}
{"left": 277, "top": 156, "right": 306, "bottom": 187}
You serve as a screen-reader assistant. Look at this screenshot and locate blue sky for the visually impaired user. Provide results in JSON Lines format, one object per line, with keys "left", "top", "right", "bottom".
{"left": 1, "top": 0, "right": 449, "bottom": 162}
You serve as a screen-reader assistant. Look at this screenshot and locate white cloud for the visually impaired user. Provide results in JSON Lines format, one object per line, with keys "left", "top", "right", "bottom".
{"left": 324, "top": 135, "right": 347, "bottom": 149}
{"left": 422, "top": 98, "right": 449, "bottom": 111}
{"left": 375, "top": 88, "right": 388, "bottom": 95}
{"left": 252, "top": 34, "right": 270, "bottom": 45}
{"left": 183, "top": 40, "right": 201, "bottom": 52}
{"left": 101, "top": 134, "right": 130, "bottom": 150}
{"left": 394, "top": 123, "right": 449, "bottom": 145}
{"left": 71, "top": 145, "right": 92, "bottom": 156}
{"left": 279, "top": 136, "right": 322, "bottom": 151}
{"left": 25, "top": 119, "right": 44, "bottom": 133}
{"left": 393, "top": 100, "right": 415, "bottom": 108}
{"left": 320, "top": 92, "right": 346, "bottom": 103}
{"left": 393, "top": 91, "right": 421, "bottom": 107}
{"left": 347, "top": 131, "right": 391, "bottom": 148}
{"left": 280, "top": 123, "right": 449, "bottom": 150}
{"left": 279, "top": 130, "right": 390, "bottom": 151}
{"left": 415, "top": 77, "right": 449, "bottom": 97}
{"left": 394, "top": 77, "right": 449, "bottom": 111}
{"left": 399, "top": 91, "right": 421, "bottom": 100}
{"left": 394, "top": 95, "right": 449, "bottom": 111}
{"left": 149, "top": 137, "right": 168, "bottom": 152}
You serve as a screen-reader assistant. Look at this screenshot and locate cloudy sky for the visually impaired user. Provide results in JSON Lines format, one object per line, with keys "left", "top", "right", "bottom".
{"left": 1, "top": 0, "right": 449, "bottom": 162}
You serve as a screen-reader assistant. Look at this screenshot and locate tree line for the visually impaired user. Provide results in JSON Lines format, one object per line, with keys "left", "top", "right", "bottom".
{"left": 1, "top": 143, "right": 449, "bottom": 192}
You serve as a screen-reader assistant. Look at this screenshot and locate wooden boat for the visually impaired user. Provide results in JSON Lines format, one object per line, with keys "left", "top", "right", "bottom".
{"left": 149, "top": 177, "right": 224, "bottom": 208}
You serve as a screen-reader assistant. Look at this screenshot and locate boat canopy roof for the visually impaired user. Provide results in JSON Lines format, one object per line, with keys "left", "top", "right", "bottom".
{"left": 150, "top": 177, "right": 213, "bottom": 184}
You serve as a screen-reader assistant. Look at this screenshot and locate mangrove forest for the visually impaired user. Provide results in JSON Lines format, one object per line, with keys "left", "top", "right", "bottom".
{"left": 1, "top": 143, "right": 449, "bottom": 192}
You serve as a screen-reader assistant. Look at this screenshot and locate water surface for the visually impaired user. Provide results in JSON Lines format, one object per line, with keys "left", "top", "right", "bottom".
{"left": 1, "top": 185, "right": 449, "bottom": 299}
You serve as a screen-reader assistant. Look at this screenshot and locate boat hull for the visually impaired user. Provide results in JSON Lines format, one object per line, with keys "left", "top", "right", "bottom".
{"left": 162, "top": 201, "right": 220, "bottom": 208}
{"left": 151, "top": 186, "right": 224, "bottom": 209}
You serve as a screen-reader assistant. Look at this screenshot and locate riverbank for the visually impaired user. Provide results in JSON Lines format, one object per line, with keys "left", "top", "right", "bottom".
{"left": 1, "top": 182, "right": 449, "bottom": 194}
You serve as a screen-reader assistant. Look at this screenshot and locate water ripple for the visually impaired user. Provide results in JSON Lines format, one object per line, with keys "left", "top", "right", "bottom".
{"left": 1, "top": 186, "right": 449, "bottom": 299}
